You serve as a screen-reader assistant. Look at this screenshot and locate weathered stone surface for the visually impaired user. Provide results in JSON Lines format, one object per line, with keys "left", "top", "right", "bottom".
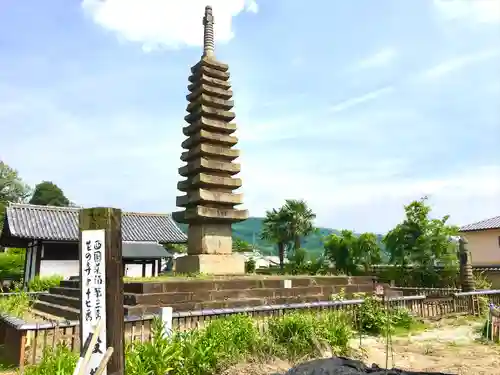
{"left": 175, "top": 254, "right": 245, "bottom": 275}
{"left": 177, "top": 173, "right": 242, "bottom": 192}
{"left": 190, "top": 57, "right": 229, "bottom": 73}
{"left": 186, "top": 84, "right": 233, "bottom": 102}
{"left": 184, "top": 104, "right": 235, "bottom": 123}
{"left": 187, "top": 93, "right": 234, "bottom": 112}
{"left": 187, "top": 223, "right": 233, "bottom": 254}
{"left": 178, "top": 158, "right": 240, "bottom": 177}
{"left": 188, "top": 65, "right": 230, "bottom": 83}
{"left": 176, "top": 188, "right": 242, "bottom": 207}
{"left": 183, "top": 117, "right": 237, "bottom": 136}
{"left": 181, "top": 128, "right": 238, "bottom": 149}
{"left": 172, "top": 205, "right": 248, "bottom": 223}
{"left": 181, "top": 143, "right": 239, "bottom": 162}
{"left": 188, "top": 75, "right": 231, "bottom": 92}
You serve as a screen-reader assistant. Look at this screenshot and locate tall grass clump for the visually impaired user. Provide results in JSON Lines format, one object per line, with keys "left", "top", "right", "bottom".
{"left": 0, "top": 284, "right": 32, "bottom": 318}
{"left": 266, "top": 310, "right": 353, "bottom": 359}
{"left": 24, "top": 345, "right": 77, "bottom": 375}
{"left": 28, "top": 275, "right": 64, "bottom": 292}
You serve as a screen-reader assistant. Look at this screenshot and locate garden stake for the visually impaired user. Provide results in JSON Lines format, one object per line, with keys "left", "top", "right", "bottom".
{"left": 94, "top": 347, "right": 114, "bottom": 375}
{"left": 73, "top": 318, "right": 104, "bottom": 375}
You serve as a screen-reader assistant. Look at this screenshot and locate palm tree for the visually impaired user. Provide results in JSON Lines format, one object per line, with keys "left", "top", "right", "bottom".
{"left": 261, "top": 208, "right": 291, "bottom": 270}
{"left": 282, "top": 199, "right": 316, "bottom": 251}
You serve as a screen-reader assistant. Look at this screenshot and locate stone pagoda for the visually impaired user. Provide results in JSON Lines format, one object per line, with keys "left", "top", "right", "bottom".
{"left": 172, "top": 5, "right": 249, "bottom": 275}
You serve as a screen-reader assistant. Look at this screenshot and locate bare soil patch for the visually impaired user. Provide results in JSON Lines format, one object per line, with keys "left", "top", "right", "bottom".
{"left": 225, "top": 318, "right": 500, "bottom": 375}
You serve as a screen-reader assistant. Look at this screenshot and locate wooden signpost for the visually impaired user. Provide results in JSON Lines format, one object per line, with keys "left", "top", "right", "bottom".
{"left": 79, "top": 208, "right": 125, "bottom": 375}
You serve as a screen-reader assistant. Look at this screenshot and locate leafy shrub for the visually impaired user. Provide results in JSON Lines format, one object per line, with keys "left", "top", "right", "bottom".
{"left": 245, "top": 258, "right": 256, "bottom": 273}
{"left": 28, "top": 275, "right": 63, "bottom": 292}
{"left": 0, "top": 251, "right": 24, "bottom": 280}
{"left": 355, "top": 296, "right": 388, "bottom": 335}
{"left": 473, "top": 271, "right": 492, "bottom": 290}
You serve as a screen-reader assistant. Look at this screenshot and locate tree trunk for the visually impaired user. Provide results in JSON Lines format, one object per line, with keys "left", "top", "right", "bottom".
{"left": 278, "top": 242, "right": 285, "bottom": 271}
{"left": 294, "top": 236, "right": 301, "bottom": 251}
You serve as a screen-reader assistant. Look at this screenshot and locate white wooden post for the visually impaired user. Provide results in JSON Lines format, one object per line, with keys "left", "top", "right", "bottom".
{"left": 80, "top": 229, "right": 107, "bottom": 375}
{"left": 160, "top": 307, "right": 173, "bottom": 338}
{"left": 281, "top": 279, "right": 292, "bottom": 289}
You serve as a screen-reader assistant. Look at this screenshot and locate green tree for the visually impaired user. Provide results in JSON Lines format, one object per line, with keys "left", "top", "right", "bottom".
{"left": 164, "top": 243, "right": 187, "bottom": 254}
{"left": 323, "top": 230, "right": 382, "bottom": 275}
{"left": 29, "top": 181, "right": 70, "bottom": 206}
{"left": 0, "top": 161, "right": 32, "bottom": 231}
{"left": 383, "top": 197, "right": 459, "bottom": 285}
{"left": 323, "top": 229, "right": 358, "bottom": 275}
{"left": 261, "top": 208, "right": 291, "bottom": 270}
{"left": 232, "top": 238, "right": 252, "bottom": 253}
{"left": 282, "top": 199, "right": 316, "bottom": 251}
{"left": 356, "top": 232, "right": 382, "bottom": 273}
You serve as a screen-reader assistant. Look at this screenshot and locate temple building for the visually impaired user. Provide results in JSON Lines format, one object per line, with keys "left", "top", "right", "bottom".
{"left": 0, "top": 203, "right": 187, "bottom": 284}
{"left": 172, "top": 5, "right": 248, "bottom": 274}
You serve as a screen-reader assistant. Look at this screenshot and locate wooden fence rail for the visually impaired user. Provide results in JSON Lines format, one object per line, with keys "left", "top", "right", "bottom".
{"left": 1, "top": 290, "right": 500, "bottom": 370}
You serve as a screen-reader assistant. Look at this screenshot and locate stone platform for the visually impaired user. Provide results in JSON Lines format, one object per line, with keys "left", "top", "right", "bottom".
{"left": 33, "top": 275, "right": 389, "bottom": 320}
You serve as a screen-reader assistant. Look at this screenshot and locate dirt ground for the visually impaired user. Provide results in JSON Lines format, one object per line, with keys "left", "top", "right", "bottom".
{"left": 227, "top": 317, "right": 500, "bottom": 375}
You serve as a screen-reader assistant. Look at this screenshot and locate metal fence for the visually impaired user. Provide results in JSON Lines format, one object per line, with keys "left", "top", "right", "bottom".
{"left": 1, "top": 290, "right": 500, "bottom": 370}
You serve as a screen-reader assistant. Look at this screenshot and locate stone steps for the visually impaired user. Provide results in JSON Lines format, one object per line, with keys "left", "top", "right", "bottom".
{"left": 36, "top": 276, "right": 384, "bottom": 319}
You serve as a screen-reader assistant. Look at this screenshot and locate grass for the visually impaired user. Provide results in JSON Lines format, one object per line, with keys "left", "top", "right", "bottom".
{"left": 0, "top": 289, "right": 33, "bottom": 318}
{"left": 21, "top": 298, "right": 423, "bottom": 375}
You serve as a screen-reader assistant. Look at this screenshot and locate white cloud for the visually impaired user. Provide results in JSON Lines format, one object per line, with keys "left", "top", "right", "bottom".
{"left": 351, "top": 47, "right": 397, "bottom": 70}
{"left": 329, "top": 86, "right": 394, "bottom": 113}
{"left": 241, "top": 151, "right": 500, "bottom": 232}
{"left": 81, "top": 0, "right": 258, "bottom": 51}
{"left": 433, "top": 0, "right": 500, "bottom": 24}
{"left": 418, "top": 49, "right": 500, "bottom": 80}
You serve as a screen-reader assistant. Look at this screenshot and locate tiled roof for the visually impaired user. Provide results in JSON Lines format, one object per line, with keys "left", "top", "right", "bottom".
{"left": 0, "top": 203, "right": 187, "bottom": 245}
{"left": 122, "top": 241, "right": 172, "bottom": 259}
{"left": 460, "top": 216, "right": 500, "bottom": 232}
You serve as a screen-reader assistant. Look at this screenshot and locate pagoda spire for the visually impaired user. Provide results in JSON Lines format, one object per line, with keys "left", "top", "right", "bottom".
{"left": 203, "top": 5, "right": 215, "bottom": 58}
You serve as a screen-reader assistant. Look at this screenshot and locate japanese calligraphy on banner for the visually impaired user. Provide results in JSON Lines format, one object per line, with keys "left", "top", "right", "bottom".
{"left": 80, "top": 230, "right": 107, "bottom": 375}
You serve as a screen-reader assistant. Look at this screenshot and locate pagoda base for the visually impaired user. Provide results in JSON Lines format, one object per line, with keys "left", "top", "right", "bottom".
{"left": 175, "top": 254, "right": 245, "bottom": 275}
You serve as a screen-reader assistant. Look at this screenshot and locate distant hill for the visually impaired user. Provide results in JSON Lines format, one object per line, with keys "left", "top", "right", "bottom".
{"left": 176, "top": 217, "right": 384, "bottom": 257}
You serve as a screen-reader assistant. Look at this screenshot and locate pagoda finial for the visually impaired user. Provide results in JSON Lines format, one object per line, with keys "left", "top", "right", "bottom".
{"left": 203, "top": 5, "right": 215, "bottom": 58}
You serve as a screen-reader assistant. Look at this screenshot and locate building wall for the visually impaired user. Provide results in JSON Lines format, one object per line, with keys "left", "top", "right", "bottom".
{"left": 39, "top": 260, "right": 79, "bottom": 279}
{"left": 39, "top": 260, "right": 158, "bottom": 279}
{"left": 124, "top": 263, "right": 154, "bottom": 278}
{"left": 461, "top": 229, "right": 500, "bottom": 266}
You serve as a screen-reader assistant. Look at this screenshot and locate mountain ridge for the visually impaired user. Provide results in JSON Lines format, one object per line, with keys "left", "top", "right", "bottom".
{"left": 176, "top": 217, "right": 383, "bottom": 256}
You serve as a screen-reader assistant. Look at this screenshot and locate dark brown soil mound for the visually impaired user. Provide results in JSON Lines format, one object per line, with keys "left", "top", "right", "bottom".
{"left": 283, "top": 357, "right": 456, "bottom": 375}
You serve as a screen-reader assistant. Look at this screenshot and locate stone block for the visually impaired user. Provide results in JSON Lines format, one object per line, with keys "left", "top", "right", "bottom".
{"left": 183, "top": 117, "right": 237, "bottom": 136}
{"left": 173, "top": 205, "right": 248, "bottom": 223}
{"left": 176, "top": 189, "right": 242, "bottom": 207}
{"left": 187, "top": 223, "right": 232, "bottom": 254}
{"left": 177, "top": 173, "right": 242, "bottom": 192}
{"left": 181, "top": 129, "right": 238, "bottom": 149}
{"left": 175, "top": 254, "right": 245, "bottom": 275}
{"left": 178, "top": 158, "right": 240, "bottom": 177}
{"left": 184, "top": 105, "right": 235, "bottom": 123}
{"left": 181, "top": 143, "right": 239, "bottom": 162}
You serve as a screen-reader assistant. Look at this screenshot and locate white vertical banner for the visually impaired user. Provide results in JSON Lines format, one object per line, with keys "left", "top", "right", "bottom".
{"left": 80, "top": 230, "right": 107, "bottom": 375}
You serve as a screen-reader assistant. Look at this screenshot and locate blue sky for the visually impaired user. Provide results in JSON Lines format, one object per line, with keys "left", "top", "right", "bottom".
{"left": 1, "top": 0, "right": 499, "bottom": 233}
